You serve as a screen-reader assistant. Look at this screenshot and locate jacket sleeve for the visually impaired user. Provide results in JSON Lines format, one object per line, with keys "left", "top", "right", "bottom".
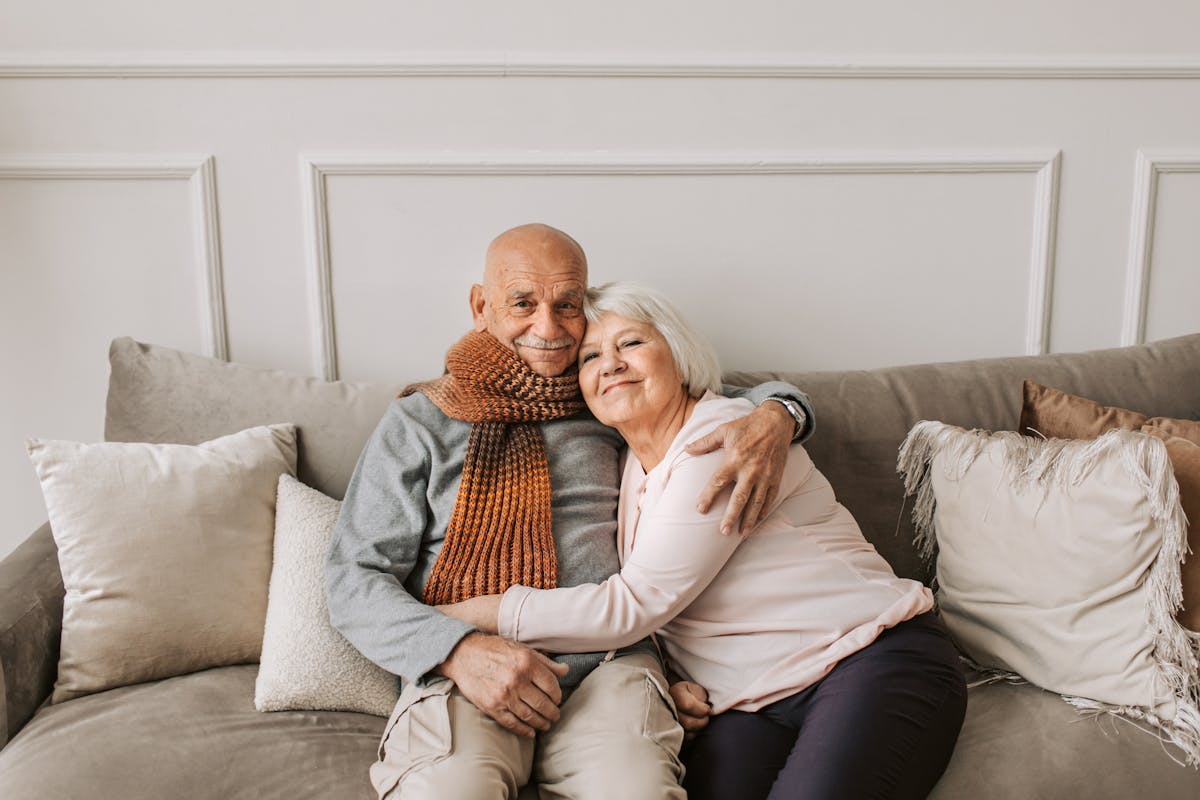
{"left": 497, "top": 449, "right": 742, "bottom": 651}
{"left": 723, "top": 380, "right": 816, "bottom": 444}
{"left": 325, "top": 400, "right": 475, "bottom": 683}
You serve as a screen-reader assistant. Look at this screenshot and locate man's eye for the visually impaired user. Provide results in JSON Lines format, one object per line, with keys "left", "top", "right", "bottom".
{"left": 513, "top": 300, "right": 532, "bottom": 310}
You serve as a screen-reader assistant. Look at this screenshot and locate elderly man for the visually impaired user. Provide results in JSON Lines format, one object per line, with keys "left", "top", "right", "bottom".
{"left": 327, "top": 223, "right": 812, "bottom": 799}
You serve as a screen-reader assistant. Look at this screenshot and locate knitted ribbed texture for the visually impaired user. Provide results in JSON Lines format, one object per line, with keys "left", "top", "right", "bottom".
{"left": 403, "top": 330, "right": 585, "bottom": 606}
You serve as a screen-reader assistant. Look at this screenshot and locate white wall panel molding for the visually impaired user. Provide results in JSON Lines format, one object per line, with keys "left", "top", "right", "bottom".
{"left": 0, "top": 154, "right": 228, "bottom": 359}
{"left": 1122, "top": 151, "right": 1200, "bottom": 346}
{"left": 302, "top": 151, "right": 1061, "bottom": 380}
{"left": 5, "top": 53, "right": 1200, "bottom": 79}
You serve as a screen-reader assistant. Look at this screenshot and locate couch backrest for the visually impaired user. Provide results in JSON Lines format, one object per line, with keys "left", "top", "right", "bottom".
{"left": 108, "top": 333, "right": 1200, "bottom": 584}
{"left": 727, "top": 332, "right": 1200, "bottom": 582}
{"left": 105, "top": 338, "right": 403, "bottom": 502}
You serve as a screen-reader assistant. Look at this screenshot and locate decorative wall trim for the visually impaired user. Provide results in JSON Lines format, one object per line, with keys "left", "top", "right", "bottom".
{"left": 4, "top": 53, "right": 1200, "bottom": 79}
{"left": 0, "top": 154, "right": 228, "bottom": 360}
{"left": 1122, "top": 150, "right": 1200, "bottom": 346}
{"left": 302, "top": 151, "right": 1062, "bottom": 381}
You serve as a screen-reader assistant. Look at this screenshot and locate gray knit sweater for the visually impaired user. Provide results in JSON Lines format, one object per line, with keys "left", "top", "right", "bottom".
{"left": 326, "top": 382, "right": 811, "bottom": 688}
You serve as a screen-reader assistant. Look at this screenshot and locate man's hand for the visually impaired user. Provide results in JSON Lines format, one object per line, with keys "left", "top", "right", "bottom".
{"left": 669, "top": 680, "right": 712, "bottom": 734}
{"left": 685, "top": 400, "right": 793, "bottom": 535}
{"left": 435, "top": 632, "right": 569, "bottom": 738}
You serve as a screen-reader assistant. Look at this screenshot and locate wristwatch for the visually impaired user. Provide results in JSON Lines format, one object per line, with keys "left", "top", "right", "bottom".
{"left": 765, "top": 396, "right": 807, "bottom": 441}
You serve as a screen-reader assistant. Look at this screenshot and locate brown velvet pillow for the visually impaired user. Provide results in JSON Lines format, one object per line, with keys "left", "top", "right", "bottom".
{"left": 1020, "top": 380, "right": 1200, "bottom": 631}
{"left": 1019, "top": 380, "right": 1149, "bottom": 439}
{"left": 1141, "top": 425, "right": 1200, "bottom": 629}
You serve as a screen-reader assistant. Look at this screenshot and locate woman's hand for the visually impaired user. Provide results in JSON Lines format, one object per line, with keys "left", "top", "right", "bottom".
{"left": 436, "top": 594, "right": 503, "bottom": 633}
{"left": 669, "top": 679, "right": 712, "bottom": 734}
{"left": 685, "top": 401, "right": 793, "bottom": 535}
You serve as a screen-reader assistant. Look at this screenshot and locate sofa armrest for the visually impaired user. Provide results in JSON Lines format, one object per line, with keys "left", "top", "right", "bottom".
{"left": 0, "top": 522, "right": 63, "bottom": 748}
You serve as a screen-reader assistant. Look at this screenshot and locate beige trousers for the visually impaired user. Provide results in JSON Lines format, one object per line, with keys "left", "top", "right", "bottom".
{"left": 371, "top": 652, "right": 686, "bottom": 799}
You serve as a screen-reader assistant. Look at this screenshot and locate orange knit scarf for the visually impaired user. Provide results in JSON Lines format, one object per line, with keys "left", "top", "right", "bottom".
{"left": 403, "top": 330, "right": 585, "bottom": 606}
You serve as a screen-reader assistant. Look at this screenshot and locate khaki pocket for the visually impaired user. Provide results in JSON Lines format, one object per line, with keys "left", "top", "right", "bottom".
{"left": 640, "top": 663, "right": 686, "bottom": 762}
{"left": 371, "top": 679, "right": 454, "bottom": 797}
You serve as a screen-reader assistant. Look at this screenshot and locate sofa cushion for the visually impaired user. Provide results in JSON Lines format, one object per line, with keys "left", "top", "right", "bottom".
{"left": 929, "top": 678, "right": 1200, "bottom": 798}
{"left": 26, "top": 425, "right": 297, "bottom": 703}
{"left": 105, "top": 337, "right": 403, "bottom": 501}
{"left": 255, "top": 475, "right": 399, "bottom": 716}
{"left": 1018, "top": 380, "right": 1200, "bottom": 630}
{"left": 899, "top": 422, "right": 1198, "bottom": 758}
{"left": 725, "top": 332, "right": 1200, "bottom": 583}
{"left": 1, "top": 666, "right": 1196, "bottom": 800}
{"left": 0, "top": 666, "right": 382, "bottom": 800}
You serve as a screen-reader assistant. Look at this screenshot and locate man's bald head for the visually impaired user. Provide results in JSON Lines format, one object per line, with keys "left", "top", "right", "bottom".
{"left": 483, "top": 224, "right": 588, "bottom": 288}
{"left": 470, "top": 223, "right": 590, "bottom": 377}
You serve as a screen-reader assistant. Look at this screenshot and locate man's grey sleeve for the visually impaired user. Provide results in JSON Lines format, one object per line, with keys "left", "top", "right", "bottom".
{"left": 325, "top": 401, "right": 476, "bottom": 683}
{"left": 722, "top": 380, "right": 816, "bottom": 444}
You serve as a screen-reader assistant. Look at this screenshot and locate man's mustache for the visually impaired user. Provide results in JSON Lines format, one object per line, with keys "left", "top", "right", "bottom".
{"left": 514, "top": 335, "right": 575, "bottom": 351}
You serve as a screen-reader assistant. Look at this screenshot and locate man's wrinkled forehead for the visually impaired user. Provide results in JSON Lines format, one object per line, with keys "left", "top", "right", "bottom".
{"left": 501, "top": 278, "right": 586, "bottom": 304}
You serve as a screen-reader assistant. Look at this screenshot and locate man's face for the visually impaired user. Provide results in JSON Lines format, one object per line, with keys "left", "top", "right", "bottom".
{"left": 470, "top": 230, "right": 588, "bottom": 378}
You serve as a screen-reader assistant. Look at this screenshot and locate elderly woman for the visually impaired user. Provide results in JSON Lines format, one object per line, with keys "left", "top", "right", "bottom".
{"left": 441, "top": 282, "right": 967, "bottom": 799}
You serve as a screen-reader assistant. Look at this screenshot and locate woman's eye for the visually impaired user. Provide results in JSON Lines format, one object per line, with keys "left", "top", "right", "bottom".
{"left": 621, "top": 339, "right": 643, "bottom": 348}
{"left": 581, "top": 352, "right": 598, "bottom": 363}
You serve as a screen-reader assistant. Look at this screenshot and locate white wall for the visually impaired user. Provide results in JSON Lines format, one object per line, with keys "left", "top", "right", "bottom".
{"left": 4, "top": 2, "right": 1200, "bottom": 558}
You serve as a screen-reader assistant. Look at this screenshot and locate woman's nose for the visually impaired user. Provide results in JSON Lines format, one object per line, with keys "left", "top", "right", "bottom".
{"left": 599, "top": 351, "right": 625, "bottom": 375}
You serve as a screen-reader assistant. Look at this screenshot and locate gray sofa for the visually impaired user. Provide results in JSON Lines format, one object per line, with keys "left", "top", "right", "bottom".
{"left": 2, "top": 333, "right": 1199, "bottom": 798}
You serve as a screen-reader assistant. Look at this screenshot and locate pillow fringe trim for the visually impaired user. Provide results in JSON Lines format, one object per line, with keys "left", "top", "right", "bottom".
{"left": 897, "top": 421, "right": 1200, "bottom": 767}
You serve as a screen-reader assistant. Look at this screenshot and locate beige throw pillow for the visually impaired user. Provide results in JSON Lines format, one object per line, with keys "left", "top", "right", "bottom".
{"left": 899, "top": 421, "right": 1200, "bottom": 764}
{"left": 255, "top": 475, "right": 398, "bottom": 716}
{"left": 26, "top": 424, "right": 297, "bottom": 703}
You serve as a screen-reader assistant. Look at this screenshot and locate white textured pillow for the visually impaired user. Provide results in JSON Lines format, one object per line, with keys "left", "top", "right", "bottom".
{"left": 26, "top": 424, "right": 297, "bottom": 703}
{"left": 899, "top": 422, "right": 1200, "bottom": 764}
{"left": 255, "top": 474, "right": 398, "bottom": 716}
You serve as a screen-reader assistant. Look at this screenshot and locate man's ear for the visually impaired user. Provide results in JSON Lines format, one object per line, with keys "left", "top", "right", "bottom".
{"left": 469, "top": 284, "right": 488, "bottom": 332}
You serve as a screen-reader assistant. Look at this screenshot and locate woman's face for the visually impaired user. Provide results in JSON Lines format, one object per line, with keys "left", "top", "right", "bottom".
{"left": 578, "top": 313, "right": 685, "bottom": 430}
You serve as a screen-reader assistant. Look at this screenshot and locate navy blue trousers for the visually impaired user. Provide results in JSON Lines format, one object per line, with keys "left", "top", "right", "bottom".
{"left": 681, "top": 612, "right": 967, "bottom": 800}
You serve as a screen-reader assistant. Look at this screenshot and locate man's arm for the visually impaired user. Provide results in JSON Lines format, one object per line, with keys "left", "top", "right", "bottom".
{"left": 326, "top": 401, "right": 475, "bottom": 681}
{"left": 326, "top": 399, "right": 565, "bottom": 737}
{"left": 688, "top": 381, "right": 814, "bottom": 535}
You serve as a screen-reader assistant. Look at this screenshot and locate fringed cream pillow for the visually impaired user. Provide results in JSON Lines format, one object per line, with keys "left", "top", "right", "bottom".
{"left": 898, "top": 422, "right": 1200, "bottom": 765}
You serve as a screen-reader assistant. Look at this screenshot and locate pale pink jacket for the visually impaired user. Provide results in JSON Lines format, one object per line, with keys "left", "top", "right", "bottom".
{"left": 498, "top": 393, "right": 933, "bottom": 713}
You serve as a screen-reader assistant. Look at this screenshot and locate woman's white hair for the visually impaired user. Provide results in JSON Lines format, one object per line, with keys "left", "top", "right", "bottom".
{"left": 584, "top": 282, "right": 722, "bottom": 398}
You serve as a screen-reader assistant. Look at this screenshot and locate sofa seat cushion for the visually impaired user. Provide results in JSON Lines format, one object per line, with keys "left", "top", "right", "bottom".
{"left": 0, "top": 666, "right": 383, "bottom": 800}
{"left": 3, "top": 665, "right": 1198, "bottom": 799}
{"left": 930, "top": 679, "right": 1200, "bottom": 799}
